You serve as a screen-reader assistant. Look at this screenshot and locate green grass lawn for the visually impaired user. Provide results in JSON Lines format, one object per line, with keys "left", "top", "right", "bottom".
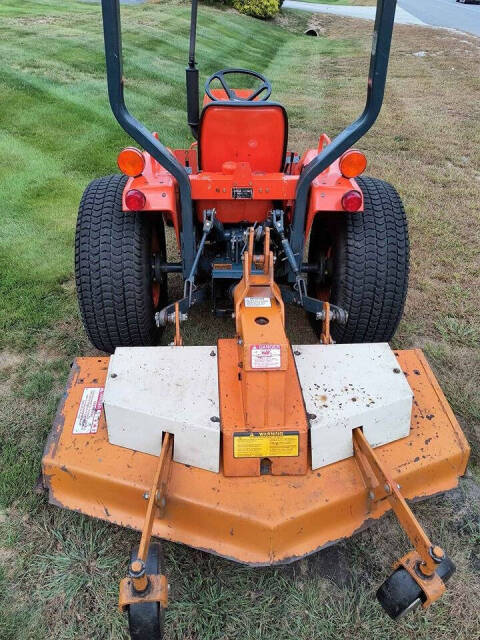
{"left": 1, "top": 1, "right": 479, "bottom": 639}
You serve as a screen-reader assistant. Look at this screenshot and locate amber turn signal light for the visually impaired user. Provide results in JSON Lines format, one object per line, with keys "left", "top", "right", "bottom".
{"left": 117, "top": 147, "right": 145, "bottom": 177}
{"left": 339, "top": 150, "right": 367, "bottom": 179}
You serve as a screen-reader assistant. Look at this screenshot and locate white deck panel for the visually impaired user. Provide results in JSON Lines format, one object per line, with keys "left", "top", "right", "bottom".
{"left": 104, "top": 343, "right": 413, "bottom": 472}
{"left": 104, "top": 346, "right": 220, "bottom": 472}
{"left": 294, "top": 343, "right": 413, "bottom": 469}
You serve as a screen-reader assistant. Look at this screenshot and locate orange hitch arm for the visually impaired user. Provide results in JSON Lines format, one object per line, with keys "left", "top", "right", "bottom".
{"left": 174, "top": 301, "right": 183, "bottom": 346}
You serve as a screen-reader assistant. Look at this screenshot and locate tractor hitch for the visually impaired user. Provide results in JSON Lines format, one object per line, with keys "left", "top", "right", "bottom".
{"left": 155, "top": 285, "right": 207, "bottom": 327}
{"left": 279, "top": 284, "right": 348, "bottom": 325}
{"left": 184, "top": 208, "right": 216, "bottom": 306}
{"left": 270, "top": 209, "right": 348, "bottom": 326}
{"left": 155, "top": 210, "right": 216, "bottom": 327}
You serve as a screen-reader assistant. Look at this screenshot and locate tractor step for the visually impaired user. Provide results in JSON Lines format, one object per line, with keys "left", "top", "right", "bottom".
{"left": 42, "top": 349, "right": 469, "bottom": 565}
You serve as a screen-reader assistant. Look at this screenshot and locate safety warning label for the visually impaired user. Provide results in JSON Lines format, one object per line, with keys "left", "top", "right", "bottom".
{"left": 245, "top": 297, "right": 272, "bottom": 308}
{"left": 233, "top": 431, "right": 299, "bottom": 458}
{"left": 73, "top": 387, "right": 104, "bottom": 435}
{"left": 251, "top": 344, "right": 281, "bottom": 369}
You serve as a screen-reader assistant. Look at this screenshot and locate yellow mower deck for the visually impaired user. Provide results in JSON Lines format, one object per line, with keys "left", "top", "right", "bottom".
{"left": 42, "top": 349, "right": 469, "bottom": 566}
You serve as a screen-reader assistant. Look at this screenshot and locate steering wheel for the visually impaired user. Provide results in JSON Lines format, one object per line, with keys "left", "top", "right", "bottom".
{"left": 205, "top": 68, "right": 272, "bottom": 102}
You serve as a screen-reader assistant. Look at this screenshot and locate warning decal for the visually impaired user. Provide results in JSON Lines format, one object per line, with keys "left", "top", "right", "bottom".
{"left": 251, "top": 344, "right": 281, "bottom": 369}
{"left": 245, "top": 297, "right": 272, "bottom": 309}
{"left": 234, "top": 431, "right": 299, "bottom": 458}
{"left": 73, "top": 387, "right": 104, "bottom": 435}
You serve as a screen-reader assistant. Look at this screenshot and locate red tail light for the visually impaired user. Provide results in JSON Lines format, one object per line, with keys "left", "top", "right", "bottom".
{"left": 125, "top": 189, "right": 146, "bottom": 211}
{"left": 342, "top": 190, "right": 363, "bottom": 212}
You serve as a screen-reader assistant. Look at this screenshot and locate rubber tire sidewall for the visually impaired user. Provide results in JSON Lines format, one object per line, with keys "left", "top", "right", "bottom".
{"left": 75, "top": 174, "right": 167, "bottom": 353}
{"left": 308, "top": 176, "right": 409, "bottom": 344}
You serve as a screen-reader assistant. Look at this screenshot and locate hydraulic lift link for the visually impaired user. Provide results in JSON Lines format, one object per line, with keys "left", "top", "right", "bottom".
{"left": 320, "top": 301, "right": 333, "bottom": 345}
{"left": 118, "top": 433, "right": 173, "bottom": 612}
{"left": 271, "top": 209, "right": 308, "bottom": 307}
{"left": 174, "top": 302, "right": 183, "bottom": 346}
{"left": 352, "top": 428, "right": 447, "bottom": 607}
{"left": 184, "top": 208, "right": 215, "bottom": 307}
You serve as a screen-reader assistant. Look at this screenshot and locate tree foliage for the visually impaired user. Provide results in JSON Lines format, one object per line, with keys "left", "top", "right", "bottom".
{"left": 233, "top": 0, "right": 280, "bottom": 18}
{"left": 202, "top": 0, "right": 281, "bottom": 19}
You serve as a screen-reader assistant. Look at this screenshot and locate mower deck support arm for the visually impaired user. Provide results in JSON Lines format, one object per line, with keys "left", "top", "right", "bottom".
{"left": 118, "top": 432, "right": 173, "bottom": 611}
{"left": 100, "top": 0, "right": 196, "bottom": 278}
{"left": 353, "top": 427, "right": 447, "bottom": 606}
{"left": 289, "top": 0, "right": 397, "bottom": 279}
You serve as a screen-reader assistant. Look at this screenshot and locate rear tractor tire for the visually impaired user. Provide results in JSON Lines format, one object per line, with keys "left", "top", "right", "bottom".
{"left": 75, "top": 174, "right": 168, "bottom": 353}
{"left": 308, "top": 176, "right": 409, "bottom": 343}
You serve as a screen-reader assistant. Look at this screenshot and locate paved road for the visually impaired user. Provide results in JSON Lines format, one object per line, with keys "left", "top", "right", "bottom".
{"left": 283, "top": 1, "right": 425, "bottom": 24}
{"left": 80, "top": 0, "right": 146, "bottom": 4}
{"left": 399, "top": 0, "right": 480, "bottom": 37}
{"left": 284, "top": 0, "right": 480, "bottom": 36}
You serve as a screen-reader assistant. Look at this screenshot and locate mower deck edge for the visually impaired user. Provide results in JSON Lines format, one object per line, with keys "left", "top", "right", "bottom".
{"left": 41, "top": 349, "right": 470, "bottom": 566}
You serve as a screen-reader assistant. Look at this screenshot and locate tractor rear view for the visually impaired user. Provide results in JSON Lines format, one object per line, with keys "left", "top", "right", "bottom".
{"left": 42, "top": 1, "right": 470, "bottom": 638}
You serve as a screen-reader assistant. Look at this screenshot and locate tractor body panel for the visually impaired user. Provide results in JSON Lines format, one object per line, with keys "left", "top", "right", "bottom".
{"left": 122, "top": 137, "right": 364, "bottom": 249}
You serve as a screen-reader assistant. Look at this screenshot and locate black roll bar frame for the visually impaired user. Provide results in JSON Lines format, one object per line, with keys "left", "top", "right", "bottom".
{"left": 100, "top": 0, "right": 196, "bottom": 278}
{"left": 186, "top": 0, "right": 200, "bottom": 139}
{"left": 289, "top": 0, "right": 397, "bottom": 278}
{"left": 99, "top": 0, "right": 397, "bottom": 283}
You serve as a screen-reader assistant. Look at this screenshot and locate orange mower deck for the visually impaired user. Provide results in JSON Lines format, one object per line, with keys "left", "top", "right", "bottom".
{"left": 42, "top": 349, "right": 469, "bottom": 566}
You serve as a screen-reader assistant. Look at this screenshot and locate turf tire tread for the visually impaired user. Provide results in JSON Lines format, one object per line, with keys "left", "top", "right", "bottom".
{"left": 75, "top": 174, "right": 158, "bottom": 353}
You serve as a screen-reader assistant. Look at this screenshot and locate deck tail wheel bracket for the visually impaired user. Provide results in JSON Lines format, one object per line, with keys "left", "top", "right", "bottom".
{"left": 352, "top": 428, "right": 455, "bottom": 619}
{"left": 119, "top": 433, "right": 174, "bottom": 638}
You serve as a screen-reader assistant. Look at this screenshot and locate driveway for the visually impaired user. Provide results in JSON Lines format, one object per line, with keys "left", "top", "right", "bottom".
{"left": 398, "top": 0, "right": 480, "bottom": 37}
{"left": 282, "top": 1, "right": 425, "bottom": 25}
{"left": 80, "top": 0, "right": 146, "bottom": 3}
{"left": 284, "top": 1, "right": 480, "bottom": 36}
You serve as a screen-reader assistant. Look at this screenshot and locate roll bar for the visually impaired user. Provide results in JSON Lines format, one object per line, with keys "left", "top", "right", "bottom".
{"left": 100, "top": 0, "right": 196, "bottom": 278}
{"left": 99, "top": 0, "right": 397, "bottom": 282}
{"left": 186, "top": 0, "right": 200, "bottom": 139}
{"left": 289, "top": 0, "right": 397, "bottom": 277}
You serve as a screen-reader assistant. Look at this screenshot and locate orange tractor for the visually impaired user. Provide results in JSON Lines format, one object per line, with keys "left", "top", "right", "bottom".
{"left": 42, "top": 0, "right": 470, "bottom": 637}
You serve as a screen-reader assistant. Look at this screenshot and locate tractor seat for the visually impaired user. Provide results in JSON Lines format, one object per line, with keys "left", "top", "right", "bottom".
{"left": 198, "top": 101, "right": 288, "bottom": 173}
